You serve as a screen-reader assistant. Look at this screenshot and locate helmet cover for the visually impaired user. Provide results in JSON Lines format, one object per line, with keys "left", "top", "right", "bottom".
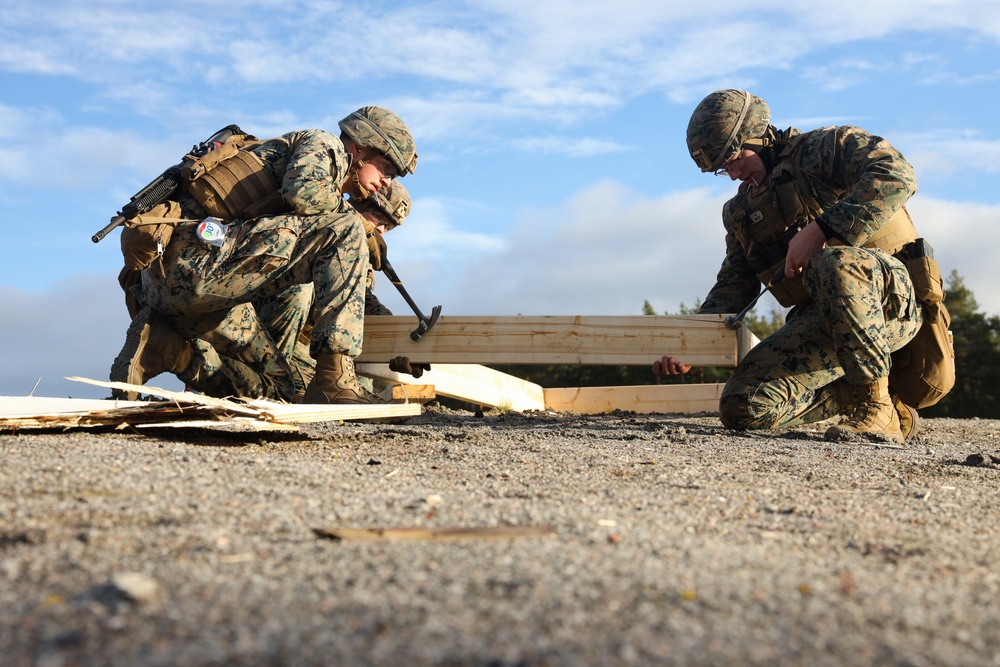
{"left": 686, "top": 90, "right": 771, "bottom": 172}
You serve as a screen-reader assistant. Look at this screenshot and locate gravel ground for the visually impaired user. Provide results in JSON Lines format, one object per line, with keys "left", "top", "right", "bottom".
{"left": 2, "top": 405, "right": 999, "bottom": 667}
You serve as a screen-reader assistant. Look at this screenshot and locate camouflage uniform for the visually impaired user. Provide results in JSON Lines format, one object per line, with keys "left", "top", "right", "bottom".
{"left": 138, "top": 129, "right": 369, "bottom": 400}
{"left": 256, "top": 269, "right": 391, "bottom": 396}
{"left": 177, "top": 179, "right": 408, "bottom": 399}
{"left": 257, "top": 182, "right": 406, "bottom": 396}
{"left": 696, "top": 124, "right": 923, "bottom": 431}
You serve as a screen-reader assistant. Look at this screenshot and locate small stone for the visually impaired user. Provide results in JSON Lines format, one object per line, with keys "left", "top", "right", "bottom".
{"left": 111, "top": 572, "right": 160, "bottom": 605}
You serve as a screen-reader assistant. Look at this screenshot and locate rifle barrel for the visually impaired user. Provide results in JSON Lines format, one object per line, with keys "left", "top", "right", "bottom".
{"left": 92, "top": 215, "right": 126, "bottom": 244}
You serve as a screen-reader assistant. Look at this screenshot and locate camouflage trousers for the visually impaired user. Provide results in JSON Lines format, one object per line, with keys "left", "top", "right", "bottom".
{"left": 257, "top": 267, "right": 389, "bottom": 397}
{"left": 719, "top": 246, "right": 923, "bottom": 431}
{"left": 141, "top": 209, "right": 369, "bottom": 401}
{"left": 256, "top": 282, "right": 316, "bottom": 397}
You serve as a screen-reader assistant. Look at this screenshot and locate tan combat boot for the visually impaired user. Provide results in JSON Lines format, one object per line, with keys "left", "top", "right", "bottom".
{"left": 891, "top": 393, "right": 919, "bottom": 441}
{"left": 825, "top": 376, "right": 903, "bottom": 443}
{"left": 110, "top": 307, "right": 193, "bottom": 400}
{"left": 302, "top": 353, "right": 384, "bottom": 404}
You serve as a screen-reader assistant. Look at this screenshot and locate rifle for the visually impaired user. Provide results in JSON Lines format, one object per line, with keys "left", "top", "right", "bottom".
{"left": 91, "top": 124, "right": 246, "bottom": 243}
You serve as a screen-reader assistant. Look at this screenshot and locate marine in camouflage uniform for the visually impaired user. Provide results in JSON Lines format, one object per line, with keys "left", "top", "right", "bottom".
{"left": 256, "top": 180, "right": 416, "bottom": 398}
{"left": 655, "top": 90, "right": 924, "bottom": 443}
{"left": 110, "top": 107, "right": 417, "bottom": 405}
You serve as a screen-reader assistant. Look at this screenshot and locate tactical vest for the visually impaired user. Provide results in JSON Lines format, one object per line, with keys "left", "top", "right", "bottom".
{"left": 729, "top": 132, "right": 917, "bottom": 307}
{"left": 181, "top": 134, "right": 289, "bottom": 220}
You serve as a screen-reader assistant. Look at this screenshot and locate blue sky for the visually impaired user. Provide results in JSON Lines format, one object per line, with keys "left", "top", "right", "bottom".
{"left": 2, "top": 0, "right": 999, "bottom": 399}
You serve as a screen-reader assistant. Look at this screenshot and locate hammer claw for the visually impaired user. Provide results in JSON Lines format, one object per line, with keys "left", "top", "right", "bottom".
{"left": 410, "top": 304, "right": 442, "bottom": 341}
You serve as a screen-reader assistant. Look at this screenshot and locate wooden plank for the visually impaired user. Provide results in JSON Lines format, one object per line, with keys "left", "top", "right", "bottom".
{"left": 359, "top": 315, "right": 739, "bottom": 367}
{"left": 384, "top": 384, "right": 436, "bottom": 404}
{"left": 737, "top": 326, "right": 761, "bottom": 364}
{"left": 358, "top": 363, "right": 545, "bottom": 412}
{"left": 242, "top": 400, "right": 421, "bottom": 423}
{"left": 313, "top": 525, "right": 557, "bottom": 542}
{"left": 543, "top": 383, "right": 724, "bottom": 414}
{"left": 0, "top": 396, "right": 149, "bottom": 416}
{"left": 0, "top": 378, "right": 421, "bottom": 430}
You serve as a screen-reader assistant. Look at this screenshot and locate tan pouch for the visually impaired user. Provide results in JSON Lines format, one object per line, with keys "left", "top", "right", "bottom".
{"left": 182, "top": 137, "right": 279, "bottom": 219}
{"left": 903, "top": 255, "right": 945, "bottom": 306}
{"left": 889, "top": 299, "right": 956, "bottom": 409}
{"left": 120, "top": 201, "right": 188, "bottom": 275}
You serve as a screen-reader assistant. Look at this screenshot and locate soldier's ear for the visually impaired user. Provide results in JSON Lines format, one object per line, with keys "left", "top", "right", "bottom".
{"left": 341, "top": 135, "right": 359, "bottom": 158}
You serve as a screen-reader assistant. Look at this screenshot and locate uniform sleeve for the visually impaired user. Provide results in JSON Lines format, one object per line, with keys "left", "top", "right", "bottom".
{"left": 699, "top": 200, "right": 764, "bottom": 314}
{"left": 801, "top": 126, "right": 916, "bottom": 247}
{"left": 279, "top": 129, "right": 352, "bottom": 215}
{"left": 363, "top": 266, "right": 394, "bottom": 315}
{"left": 364, "top": 289, "right": 393, "bottom": 316}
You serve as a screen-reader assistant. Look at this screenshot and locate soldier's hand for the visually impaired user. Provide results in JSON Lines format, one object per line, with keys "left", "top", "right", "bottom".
{"left": 362, "top": 218, "right": 387, "bottom": 270}
{"left": 784, "top": 221, "right": 827, "bottom": 278}
{"left": 652, "top": 355, "right": 692, "bottom": 377}
{"left": 389, "top": 356, "right": 431, "bottom": 378}
{"left": 366, "top": 228, "right": 387, "bottom": 271}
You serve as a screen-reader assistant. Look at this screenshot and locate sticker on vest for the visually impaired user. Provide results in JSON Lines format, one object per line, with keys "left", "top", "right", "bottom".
{"left": 197, "top": 217, "right": 229, "bottom": 247}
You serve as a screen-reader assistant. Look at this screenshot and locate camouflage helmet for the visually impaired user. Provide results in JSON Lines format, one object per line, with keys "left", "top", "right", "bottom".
{"left": 686, "top": 90, "right": 771, "bottom": 172}
{"left": 355, "top": 180, "right": 411, "bottom": 227}
{"left": 338, "top": 106, "right": 418, "bottom": 176}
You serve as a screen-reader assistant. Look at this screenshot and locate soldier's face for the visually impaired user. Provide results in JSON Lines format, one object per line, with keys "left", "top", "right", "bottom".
{"left": 355, "top": 153, "right": 398, "bottom": 195}
{"left": 719, "top": 149, "right": 766, "bottom": 186}
{"left": 362, "top": 210, "right": 397, "bottom": 237}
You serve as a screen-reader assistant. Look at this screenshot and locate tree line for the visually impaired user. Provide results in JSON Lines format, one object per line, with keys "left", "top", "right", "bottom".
{"left": 489, "top": 270, "right": 999, "bottom": 419}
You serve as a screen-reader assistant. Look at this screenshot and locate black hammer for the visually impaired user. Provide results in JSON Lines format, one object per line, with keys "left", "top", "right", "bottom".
{"left": 381, "top": 258, "right": 442, "bottom": 341}
{"left": 724, "top": 267, "right": 786, "bottom": 330}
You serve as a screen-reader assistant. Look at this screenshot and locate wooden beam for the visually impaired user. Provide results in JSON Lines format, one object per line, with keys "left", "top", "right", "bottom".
{"left": 382, "top": 384, "right": 437, "bottom": 404}
{"left": 737, "top": 326, "right": 761, "bottom": 364}
{"left": 359, "top": 315, "right": 739, "bottom": 367}
{"left": 543, "top": 383, "right": 723, "bottom": 415}
{"left": 313, "top": 525, "right": 557, "bottom": 542}
{"left": 0, "top": 378, "right": 422, "bottom": 429}
{"left": 358, "top": 363, "right": 545, "bottom": 412}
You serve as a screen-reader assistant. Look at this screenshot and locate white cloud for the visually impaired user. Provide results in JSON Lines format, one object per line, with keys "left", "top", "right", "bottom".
{"left": 513, "top": 136, "right": 634, "bottom": 158}
{"left": 380, "top": 184, "right": 1000, "bottom": 321}
{"left": 4, "top": 0, "right": 999, "bottom": 127}
{"left": 906, "top": 195, "right": 1000, "bottom": 314}
{"left": 900, "top": 130, "right": 1000, "bottom": 178}
{"left": 0, "top": 274, "right": 156, "bottom": 399}
{"left": 379, "top": 181, "right": 730, "bottom": 317}
{"left": 389, "top": 196, "right": 508, "bottom": 261}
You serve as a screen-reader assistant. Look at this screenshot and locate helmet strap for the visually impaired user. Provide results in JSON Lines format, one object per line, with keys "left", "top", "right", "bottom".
{"left": 711, "top": 91, "right": 753, "bottom": 172}
{"left": 347, "top": 149, "right": 373, "bottom": 200}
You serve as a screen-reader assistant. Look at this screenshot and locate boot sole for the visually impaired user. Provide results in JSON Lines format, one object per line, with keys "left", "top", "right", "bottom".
{"left": 109, "top": 307, "right": 154, "bottom": 401}
{"left": 824, "top": 423, "right": 904, "bottom": 445}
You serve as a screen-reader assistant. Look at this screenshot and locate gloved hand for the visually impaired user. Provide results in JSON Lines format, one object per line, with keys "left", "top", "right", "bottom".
{"left": 388, "top": 356, "right": 431, "bottom": 379}
{"left": 363, "top": 219, "right": 386, "bottom": 271}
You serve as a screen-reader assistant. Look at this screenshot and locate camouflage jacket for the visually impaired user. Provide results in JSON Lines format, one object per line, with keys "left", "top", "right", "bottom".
{"left": 364, "top": 266, "right": 392, "bottom": 316}
{"left": 176, "top": 128, "right": 353, "bottom": 220}
{"left": 252, "top": 129, "right": 353, "bottom": 215}
{"left": 700, "top": 125, "right": 918, "bottom": 314}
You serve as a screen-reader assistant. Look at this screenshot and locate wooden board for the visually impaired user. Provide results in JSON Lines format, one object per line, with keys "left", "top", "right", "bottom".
{"left": 359, "top": 363, "right": 546, "bottom": 412}
{"left": 359, "top": 315, "right": 740, "bottom": 367}
{"left": 543, "top": 383, "right": 723, "bottom": 414}
{"left": 383, "top": 384, "right": 437, "bottom": 404}
{"left": 313, "top": 525, "right": 556, "bottom": 542}
{"left": 0, "top": 378, "right": 421, "bottom": 430}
